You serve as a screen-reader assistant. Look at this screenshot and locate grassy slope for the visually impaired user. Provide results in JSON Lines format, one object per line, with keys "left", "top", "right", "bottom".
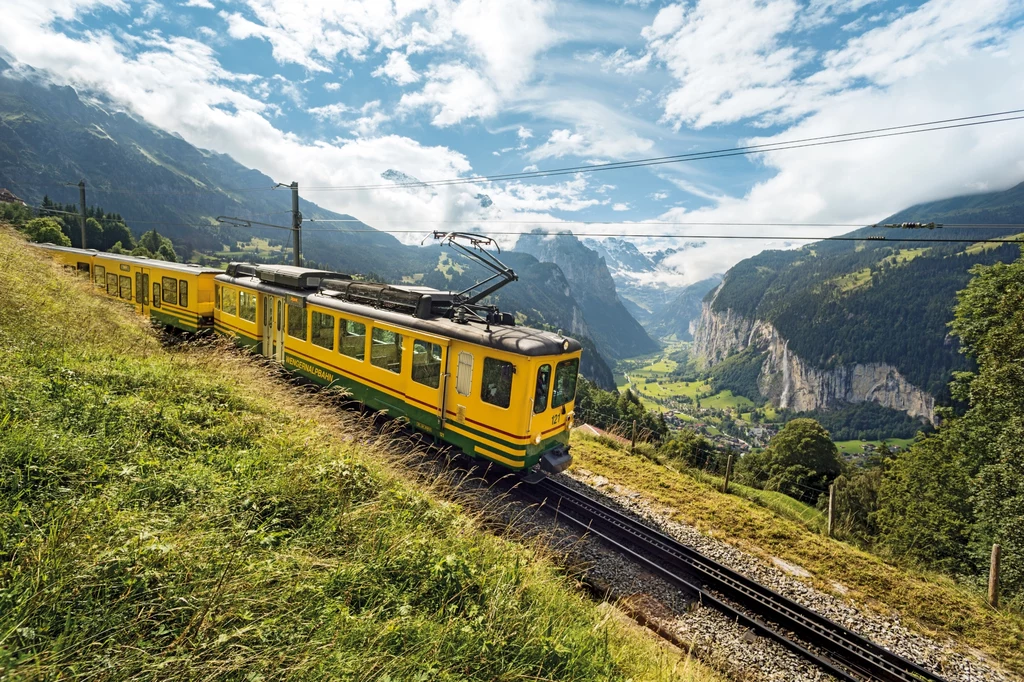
{"left": 0, "top": 228, "right": 720, "bottom": 682}
{"left": 570, "top": 432, "right": 1024, "bottom": 674}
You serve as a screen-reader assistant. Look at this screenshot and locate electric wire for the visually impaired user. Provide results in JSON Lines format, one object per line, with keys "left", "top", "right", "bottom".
{"left": 27, "top": 207, "right": 1024, "bottom": 244}
{"left": 297, "top": 109, "right": 1024, "bottom": 191}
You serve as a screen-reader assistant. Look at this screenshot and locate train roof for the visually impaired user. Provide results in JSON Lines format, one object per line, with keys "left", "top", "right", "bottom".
{"left": 216, "top": 262, "right": 582, "bottom": 357}
{"left": 37, "top": 244, "right": 222, "bottom": 274}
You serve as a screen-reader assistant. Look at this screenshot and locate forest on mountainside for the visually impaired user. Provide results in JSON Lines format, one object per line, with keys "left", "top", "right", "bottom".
{"left": 709, "top": 229, "right": 1018, "bottom": 401}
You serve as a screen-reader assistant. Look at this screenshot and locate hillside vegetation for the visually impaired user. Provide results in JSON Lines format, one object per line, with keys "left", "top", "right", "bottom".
{"left": 703, "top": 182, "right": 1024, "bottom": 404}
{"left": 0, "top": 227, "right": 716, "bottom": 681}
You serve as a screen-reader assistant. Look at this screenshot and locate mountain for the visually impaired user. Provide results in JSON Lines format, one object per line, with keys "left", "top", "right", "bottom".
{"left": 583, "top": 236, "right": 715, "bottom": 328}
{"left": 0, "top": 59, "right": 618, "bottom": 388}
{"left": 514, "top": 231, "right": 659, "bottom": 361}
{"left": 646, "top": 275, "right": 723, "bottom": 340}
{"left": 693, "top": 182, "right": 1024, "bottom": 421}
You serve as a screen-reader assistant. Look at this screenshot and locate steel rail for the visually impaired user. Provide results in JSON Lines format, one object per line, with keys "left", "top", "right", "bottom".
{"left": 525, "top": 477, "right": 945, "bottom": 682}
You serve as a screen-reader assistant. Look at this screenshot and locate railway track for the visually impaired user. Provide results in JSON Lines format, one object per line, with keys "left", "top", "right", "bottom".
{"left": 520, "top": 477, "right": 946, "bottom": 682}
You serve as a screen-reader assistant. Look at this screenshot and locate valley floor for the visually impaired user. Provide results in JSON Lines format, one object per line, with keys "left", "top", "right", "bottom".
{"left": 0, "top": 226, "right": 718, "bottom": 682}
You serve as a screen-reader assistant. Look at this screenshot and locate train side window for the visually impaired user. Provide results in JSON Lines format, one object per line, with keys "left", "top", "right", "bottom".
{"left": 551, "top": 358, "right": 579, "bottom": 409}
{"left": 162, "top": 277, "right": 177, "bottom": 305}
{"left": 371, "top": 327, "right": 402, "bottom": 373}
{"left": 222, "top": 287, "right": 236, "bottom": 315}
{"left": 411, "top": 340, "right": 442, "bottom": 389}
{"left": 339, "top": 318, "right": 366, "bottom": 361}
{"left": 119, "top": 275, "right": 132, "bottom": 300}
{"left": 310, "top": 311, "right": 335, "bottom": 350}
{"left": 179, "top": 280, "right": 188, "bottom": 308}
{"left": 106, "top": 273, "right": 118, "bottom": 296}
{"left": 153, "top": 282, "right": 161, "bottom": 308}
{"left": 94, "top": 265, "right": 105, "bottom": 288}
{"left": 287, "top": 303, "right": 307, "bottom": 341}
{"left": 215, "top": 284, "right": 221, "bottom": 310}
{"left": 135, "top": 272, "right": 144, "bottom": 304}
{"left": 481, "top": 358, "right": 514, "bottom": 409}
{"left": 77, "top": 262, "right": 90, "bottom": 275}
{"left": 239, "top": 291, "right": 256, "bottom": 322}
{"left": 456, "top": 351, "right": 474, "bottom": 396}
{"left": 533, "top": 364, "right": 551, "bottom": 414}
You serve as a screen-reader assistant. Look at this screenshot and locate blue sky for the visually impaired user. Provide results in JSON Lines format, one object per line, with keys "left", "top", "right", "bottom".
{"left": 3, "top": 0, "right": 1024, "bottom": 283}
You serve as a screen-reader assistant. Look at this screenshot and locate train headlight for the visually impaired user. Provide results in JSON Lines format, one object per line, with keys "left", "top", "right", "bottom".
{"left": 535, "top": 433, "right": 542, "bottom": 444}
{"left": 562, "top": 340, "right": 569, "bottom": 351}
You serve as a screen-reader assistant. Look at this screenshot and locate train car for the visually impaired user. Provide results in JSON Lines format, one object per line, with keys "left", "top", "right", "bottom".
{"left": 214, "top": 261, "right": 580, "bottom": 476}
{"left": 38, "top": 234, "right": 581, "bottom": 476}
{"left": 37, "top": 244, "right": 221, "bottom": 332}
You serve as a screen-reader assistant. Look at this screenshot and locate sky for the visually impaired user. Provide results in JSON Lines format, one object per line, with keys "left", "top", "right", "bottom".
{"left": 2, "top": 0, "right": 1024, "bottom": 285}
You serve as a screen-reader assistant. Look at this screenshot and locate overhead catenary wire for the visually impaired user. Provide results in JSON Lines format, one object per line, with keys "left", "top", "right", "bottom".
{"left": 27, "top": 207, "right": 1024, "bottom": 244}
{"left": 16, "top": 108, "right": 1023, "bottom": 199}
{"left": 297, "top": 109, "right": 1024, "bottom": 191}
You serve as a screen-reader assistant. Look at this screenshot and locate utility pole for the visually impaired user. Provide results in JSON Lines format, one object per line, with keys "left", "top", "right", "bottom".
{"left": 631, "top": 420, "right": 637, "bottom": 454}
{"left": 722, "top": 454, "right": 733, "bottom": 494}
{"left": 288, "top": 181, "right": 302, "bottom": 267}
{"left": 989, "top": 544, "right": 1001, "bottom": 608}
{"left": 78, "top": 180, "right": 87, "bottom": 249}
{"left": 827, "top": 483, "right": 836, "bottom": 537}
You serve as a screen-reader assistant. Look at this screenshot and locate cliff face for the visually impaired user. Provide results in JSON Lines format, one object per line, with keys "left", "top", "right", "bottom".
{"left": 514, "top": 232, "right": 659, "bottom": 360}
{"left": 695, "top": 291, "right": 937, "bottom": 424}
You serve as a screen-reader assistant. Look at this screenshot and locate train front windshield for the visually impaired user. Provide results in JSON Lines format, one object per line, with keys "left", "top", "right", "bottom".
{"left": 551, "top": 358, "right": 579, "bottom": 408}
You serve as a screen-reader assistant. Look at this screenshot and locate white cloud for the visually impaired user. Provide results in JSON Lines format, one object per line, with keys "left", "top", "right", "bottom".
{"left": 217, "top": 0, "right": 433, "bottom": 72}
{"left": 517, "top": 126, "right": 533, "bottom": 139}
{"left": 643, "top": 0, "right": 1016, "bottom": 129}
{"left": 323, "top": 81, "right": 341, "bottom": 91}
{"left": 645, "top": 30, "right": 1024, "bottom": 285}
{"left": 451, "top": 0, "right": 558, "bottom": 93}
{"left": 643, "top": 0, "right": 806, "bottom": 129}
{"left": 649, "top": 191, "right": 669, "bottom": 200}
{"left": 576, "top": 47, "right": 651, "bottom": 74}
{"left": 372, "top": 51, "right": 420, "bottom": 85}
{"left": 398, "top": 62, "right": 501, "bottom": 126}
{"left": 491, "top": 174, "right": 608, "bottom": 213}
{"left": 522, "top": 164, "right": 539, "bottom": 172}
{"left": 182, "top": 0, "right": 214, "bottom": 8}
{"left": 528, "top": 123, "right": 654, "bottom": 161}
{"left": 612, "top": 202, "right": 630, "bottom": 211}
{"left": 308, "top": 100, "right": 389, "bottom": 137}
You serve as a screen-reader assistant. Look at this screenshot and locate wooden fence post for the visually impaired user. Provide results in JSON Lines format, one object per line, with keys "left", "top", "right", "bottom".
{"left": 827, "top": 483, "right": 836, "bottom": 537}
{"left": 631, "top": 420, "right": 637, "bottom": 454}
{"left": 722, "top": 454, "right": 733, "bottom": 494}
{"left": 989, "top": 544, "right": 1001, "bottom": 608}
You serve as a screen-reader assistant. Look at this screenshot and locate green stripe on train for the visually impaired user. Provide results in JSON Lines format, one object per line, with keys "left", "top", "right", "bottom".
{"left": 276, "top": 350, "right": 550, "bottom": 469}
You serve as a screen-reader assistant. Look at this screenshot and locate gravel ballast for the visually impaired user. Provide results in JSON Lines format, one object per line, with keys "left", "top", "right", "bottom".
{"left": 561, "top": 466, "right": 1016, "bottom": 682}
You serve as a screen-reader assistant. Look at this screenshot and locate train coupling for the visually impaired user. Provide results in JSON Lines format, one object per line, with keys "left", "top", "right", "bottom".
{"left": 540, "top": 446, "right": 572, "bottom": 474}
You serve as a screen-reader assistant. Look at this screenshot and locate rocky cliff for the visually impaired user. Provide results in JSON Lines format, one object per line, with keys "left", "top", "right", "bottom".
{"left": 695, "top": 289, "right": 937, "bottom": 424}
{"left": 515, "top": 231, "right": 659, "bottom": 360}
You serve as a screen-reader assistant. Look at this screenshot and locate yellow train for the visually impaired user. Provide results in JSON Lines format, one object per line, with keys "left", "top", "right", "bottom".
{"left": 39, "top": 241, "right": 579, "bottom": 476}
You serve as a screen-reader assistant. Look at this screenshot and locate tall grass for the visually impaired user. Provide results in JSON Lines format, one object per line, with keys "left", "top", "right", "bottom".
{"left": 0, "top": 228, "right": 716, "bottom": 681}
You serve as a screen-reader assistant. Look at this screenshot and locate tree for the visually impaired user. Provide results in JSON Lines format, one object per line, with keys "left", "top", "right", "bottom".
{"left": 873, "top": 436, "right": 974, "bottom": 572}
{"left": 0, "top": 201, "right": 31, "bottom": 225}
{"left": 659, "top": 430, "right": 716, "bottom": 469}
{"left": 102, "top": 221, "right": 135, "bottom": 251}
{"left": 872, "top": 248, "right": 1024, "bottom": 602}
{"left": 22, "top": 217, "right": 71, "bottom": 246}
{"left": 737, "top": 418, "right": 842, "bottom": 503}
{"left": 138, "top": 230, "right": 177, "bottom": 262}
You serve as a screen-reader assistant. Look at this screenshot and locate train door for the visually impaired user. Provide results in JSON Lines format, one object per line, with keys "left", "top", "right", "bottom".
{"left": 406, "top": 336, "right": 450, "bottom": 426}
{"left": 135, "top": 268, "right": 150, "bottom": 315}
{"left": 263, "top": 294, "right": 285, "bottom": 362}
